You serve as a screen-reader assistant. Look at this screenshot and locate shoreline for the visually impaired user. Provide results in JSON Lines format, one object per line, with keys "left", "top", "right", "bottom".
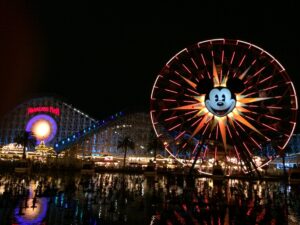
{"left": 0, "top": 162, "right": 288, "bottom": 182}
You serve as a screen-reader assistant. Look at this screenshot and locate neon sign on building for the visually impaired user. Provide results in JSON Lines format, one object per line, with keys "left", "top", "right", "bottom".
{"left": 27, "top": 106, "right": 60, "bottom": 116}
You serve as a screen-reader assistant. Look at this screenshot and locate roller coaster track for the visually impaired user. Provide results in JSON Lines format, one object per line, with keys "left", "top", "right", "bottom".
{"left": 53, "top": 111, "right": 124, "bottom": 152}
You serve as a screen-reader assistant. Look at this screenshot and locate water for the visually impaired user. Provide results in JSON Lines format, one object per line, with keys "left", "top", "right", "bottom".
{"left": 0, "top": 172, "right": 299, "bottom": 225}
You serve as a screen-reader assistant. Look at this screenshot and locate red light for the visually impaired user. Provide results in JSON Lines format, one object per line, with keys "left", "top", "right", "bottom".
{"left": 27, "top": 106, "right": 60, "bottom": 116}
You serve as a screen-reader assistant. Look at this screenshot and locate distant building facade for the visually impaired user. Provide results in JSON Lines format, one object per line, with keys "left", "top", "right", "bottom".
{"left": 79, "top": 112, "right": 153, "bottom": 157}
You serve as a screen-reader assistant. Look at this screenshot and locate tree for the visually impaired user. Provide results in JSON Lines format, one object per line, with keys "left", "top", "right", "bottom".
{"left": 14, "top": 131, "right": 37, "bottom": 159}
{"left": 280, "top": 146, "right": 292, "bottom": 179}
{"left": 271, "top": 135, "right": 287, "bottom": 179}
{"left": 117, "top": 136, "right": 135, "bottom": 169}
{"left": 147, "top": 132, "right": 164, "bottom": 165}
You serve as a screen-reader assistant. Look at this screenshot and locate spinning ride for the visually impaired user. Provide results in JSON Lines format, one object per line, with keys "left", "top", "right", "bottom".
{"left": 150, "top": 39, "right": 297, "bottom": 174}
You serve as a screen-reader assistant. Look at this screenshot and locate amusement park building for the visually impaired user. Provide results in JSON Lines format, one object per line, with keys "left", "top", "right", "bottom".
{"left": 0, "top": 97, "right": 153, "bottom": 156}
{"left": 0, "top": 97, "right": 96, "bottom": 146}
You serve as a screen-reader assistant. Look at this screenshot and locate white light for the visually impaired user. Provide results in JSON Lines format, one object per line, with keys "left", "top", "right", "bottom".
{"left": 32, "top": 120, "right": 51, "bottom": 140}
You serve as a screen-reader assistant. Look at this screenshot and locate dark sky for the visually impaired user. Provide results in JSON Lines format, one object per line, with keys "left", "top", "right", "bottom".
{"left": 1, "top": 1, "right": 299, "bottom": 128}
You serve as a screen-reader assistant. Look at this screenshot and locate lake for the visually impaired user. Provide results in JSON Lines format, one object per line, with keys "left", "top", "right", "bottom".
{"left": 0, "top": 172, "right": 299, "bottom": 225}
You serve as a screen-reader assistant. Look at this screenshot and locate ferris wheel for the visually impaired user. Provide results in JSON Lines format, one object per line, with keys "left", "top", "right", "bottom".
{"left": 150, "top": 39, "right": 298, "bottom": 174}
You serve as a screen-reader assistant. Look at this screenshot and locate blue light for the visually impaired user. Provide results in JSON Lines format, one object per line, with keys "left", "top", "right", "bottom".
{"left": 84, "top": 130, "right": 86, "bottom": 133}
{"left": 67, "top": 138, "right": 70, "bottom": 141}
{"left": 14, "top": 197, "right": 48, "bottom": 224}
{"left": 73, "top": 135, "right": 76, "bottom": 138}
{"left": 62, "top": 141, "right": 64, "bottom": 144}
{"left": 55, "top": 144, "right": 58, "bottom": 147}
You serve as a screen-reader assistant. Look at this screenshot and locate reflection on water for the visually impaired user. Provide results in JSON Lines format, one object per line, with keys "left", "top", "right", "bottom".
{"left": 13, "top": 180, "right": 48, "bottom": 224}
{"left": 0, "top": 172, "right": 299, "bottom": 225}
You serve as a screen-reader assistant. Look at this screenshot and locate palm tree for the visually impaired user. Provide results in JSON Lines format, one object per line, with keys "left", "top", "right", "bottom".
{"left": 280, "top": 146, "right": 292, "bottom": 179}
{"left": 117, "top": 136, "right": 135, "bottom": 169}
{"left": 147, "top": 132, "right": 164, "bottom": 165}
{"left": 14, "top": 131, "right": 37, "bottom": 159}
{"left": 271, "top": 135, "right": 287, "bottom": 178}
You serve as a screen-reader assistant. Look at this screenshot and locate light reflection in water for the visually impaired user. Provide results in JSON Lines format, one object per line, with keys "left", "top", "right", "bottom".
{"left": 14, "top": 180, "right": 48, "bottom": 224}
{"left": 0, "top": 173, "right": 298, "bottom": 225}
{"left": 14, "top": 197, "right": 48, "bottom": 224}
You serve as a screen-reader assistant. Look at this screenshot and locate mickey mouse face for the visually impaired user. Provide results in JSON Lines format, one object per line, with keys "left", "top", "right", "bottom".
{"left": 205, "top": 88, "right": 236, "bottom": 117}
{"left": 197, "top": 77, "right": 245, "bottom": 118}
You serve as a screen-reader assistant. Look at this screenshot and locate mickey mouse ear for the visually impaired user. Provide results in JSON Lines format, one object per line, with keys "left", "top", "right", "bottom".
{"left": 227, "top": 78, "right": 245, "bottom": 93}
{"left": 197, "top": 78, "right": 214, "bottom": 94}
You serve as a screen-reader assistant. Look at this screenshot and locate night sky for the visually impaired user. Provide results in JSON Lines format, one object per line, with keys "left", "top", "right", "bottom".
{"left": 1, "top": 1, "right": 299, "bottom": 130}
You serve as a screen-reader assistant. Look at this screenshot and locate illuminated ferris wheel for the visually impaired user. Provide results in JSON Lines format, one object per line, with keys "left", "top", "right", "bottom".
{"left": 150, "top": 39, "right": 298, "bottom": 174}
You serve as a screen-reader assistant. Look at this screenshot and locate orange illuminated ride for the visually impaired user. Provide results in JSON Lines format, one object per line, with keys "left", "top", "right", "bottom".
{"left": 150, "top": 39, "right": 297, "bottom": 175}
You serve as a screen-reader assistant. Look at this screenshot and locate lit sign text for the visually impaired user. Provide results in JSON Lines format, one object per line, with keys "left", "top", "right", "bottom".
{"left": 27, "top": 107, "right": 60, "bottom": 116}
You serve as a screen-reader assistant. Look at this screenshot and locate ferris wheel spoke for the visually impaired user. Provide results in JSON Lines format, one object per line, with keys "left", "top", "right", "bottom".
{"left": 214, "top": 146, "right": 218, "bottom": 160}
{"left": 164, "top": 88, "right": 179, "bottom": 94}
{"left": 174, "top": 131, "right": 186, "bottom": 141}
{"left": 233, "top": 145, "right": 241, "bottom": 161}
{"left": 237, "top": 96, "right": 272, "bottom": 104}
{"left": 250, "top": 136, "right": 262, "bottom": 150}
{"left": 263, "top": 84, "right": 279, "bottom": 92}
{"left": 168, "top": 123, "right": 181, "bottom": 131}
{"left": 212, "top": 60, "right": 222, "bottom": 86}
{"left": 164, "top": 115, "right": 179, "bottom": 122}
{"left": 232, "top": 110, "right": 262, "bottom": 135}
{"left": 243, "top": 142, "right": 253, "bottom": 156}
{"left": 186, "top": 88, "right": 200, "bottom": 95}
{"left": 230, "top": 51, "right": 236, "bottom": 65}
{"left": 182, "top": 63, "right": 192, "bottom": 74}
{"left": 244, "top": 66, "right": 266, "bottom": 84}
{"left": 262, "top": 114, "right": 282, "bottom": 121}
{"left": 168, "top": 79, "right": 182, "bottom": 87}
{"left": 200, "top": 53, "right": 207, "bottom": 66}
{"left": 258, "top": 75, "right": 272, "bottom": 84}
{"left": 190, "top": 114, "right": 212, "bottom": 140}
{"left": 174, "top": 71, "right": 197, "bottom": 89}
{"left": 172, "top": 103, "right": 203, "bottom": 111}
{"left": 190, "top": 57, "right": 199, "bottom": 70}
{"left": 238, "top": 54, "right": 247, "bottom": 68}
{"left": 201, "top": 53, "right": 212, "bottom": 79}
{"left": 219, "top": 118, "right": 227, "bottom": 149}
{"left": 202, "top": 123, "right": 210, "bottom": 137}
{"left": 234, "top": 119, "right": 247, "bottom": 132}
{"left": 219, "top": 50, "right": 225, "bottom": 81}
